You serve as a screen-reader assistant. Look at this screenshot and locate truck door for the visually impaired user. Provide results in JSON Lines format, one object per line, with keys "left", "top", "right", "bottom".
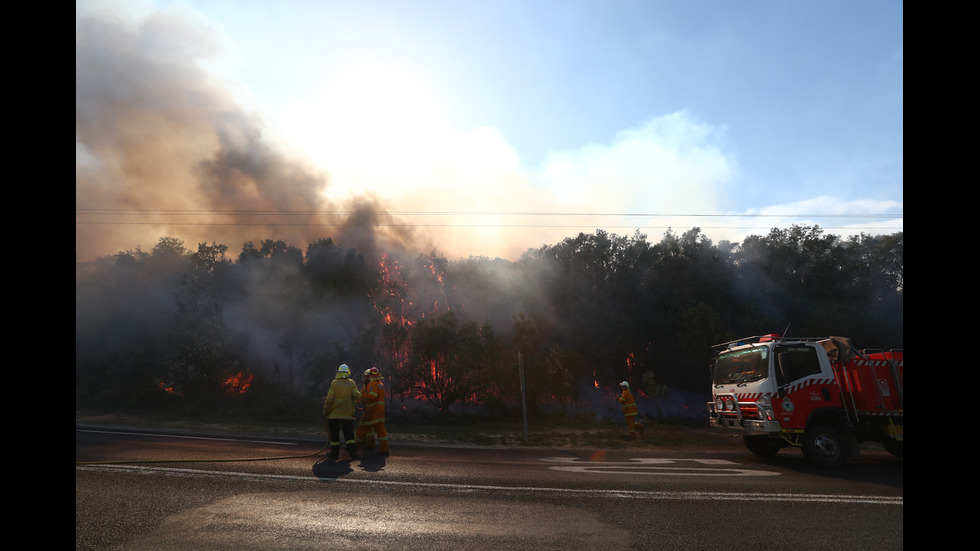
{"left": 772, "top": 344, "right": 827, "bottom": 425}
{"left": 773, "top": 345, "right": 823, "bottom": 389}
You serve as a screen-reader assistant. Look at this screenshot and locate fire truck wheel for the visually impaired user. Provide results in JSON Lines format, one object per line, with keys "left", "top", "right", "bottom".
{"left": 744, "top": 435, "right": 781, "bottom": 457}
{"left": 802, "top": 425, "right": 846, "bottom": 467}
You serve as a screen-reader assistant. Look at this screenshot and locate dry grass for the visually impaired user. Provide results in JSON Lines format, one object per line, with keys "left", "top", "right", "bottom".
{"left": 76, "top": 410, "right": 743, "bottom": 452}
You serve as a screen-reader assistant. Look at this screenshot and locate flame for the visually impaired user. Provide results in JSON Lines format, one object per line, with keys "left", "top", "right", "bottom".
{"left": 371, "top": 253, "right": 459, "bottom": 403}
{"left": 419, "top": 256, "right": 450, "bottom": 315}
{"left": 157, "top": 381, "right": 180, "bottom": 395}
{"left": 427, "top": 262, "right": 443, "bottom": 283}
{"left": 222, "top": 370, "right": 254, "bottom": 395}
{"left": 374, "top": 254, "right": 415, "bottom": 372}
{"left": 373, "top": 254, "right": 415, "bottom": 328}
{"left": 372, "top": 253, "right": 452, "bottom": 370}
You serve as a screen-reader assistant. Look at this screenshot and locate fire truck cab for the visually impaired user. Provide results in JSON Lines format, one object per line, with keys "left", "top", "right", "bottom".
{"left": 707, "top": 334, "right": 903, "bottom": 467}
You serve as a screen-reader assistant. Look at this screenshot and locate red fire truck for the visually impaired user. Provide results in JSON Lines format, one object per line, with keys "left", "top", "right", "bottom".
{"left": 707, "top": 334, "right": 903, "bottom": 467}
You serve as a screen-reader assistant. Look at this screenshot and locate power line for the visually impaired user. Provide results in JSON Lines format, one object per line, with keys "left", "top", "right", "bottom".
{"left": 74, "top": 209, "right": 902, "bottom": 232}
{"left": 75, "top": 208, "right": 901, "bottom": 219}
{"left": 75, "top": 222, "right": 902, "bottom": 231}
{"left": 74, "top": 208, "right": 902, "bottom": 232}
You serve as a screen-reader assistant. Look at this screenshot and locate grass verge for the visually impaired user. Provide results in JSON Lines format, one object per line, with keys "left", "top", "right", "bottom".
{"left": 76, "top": 409, "right": 744, "bottom": 452}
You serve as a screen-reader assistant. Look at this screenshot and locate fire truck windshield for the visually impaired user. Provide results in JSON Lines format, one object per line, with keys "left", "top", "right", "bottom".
{"left": 712, "top": 347, "right": 769, "bottom": 384}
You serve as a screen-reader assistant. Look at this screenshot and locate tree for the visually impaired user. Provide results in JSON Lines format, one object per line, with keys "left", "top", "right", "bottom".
{"left": 76, "top": 225, "right": 903, "bottom": 415}
{"left": 151, "top": 236, "right": 189, "bottom": 261}
{"left": 166, "top": 268, "right": 239, "bottom": 401}
{"left": 191, "top": 241, "right": 230, "bottom": 275}
{"left": 641, "top": 370, "right": 670, "bottom": 418}
{"left": 400, "top": 311, "right": 493, "bottom": 412}
{"left": 164, "top": 242, "right": 252, "bottom": 403}
{"left": 544, "top": 344, "right": 574, "bottom": 409}
{"left": 304, "top": 237, "right": 372, "bottom": 296}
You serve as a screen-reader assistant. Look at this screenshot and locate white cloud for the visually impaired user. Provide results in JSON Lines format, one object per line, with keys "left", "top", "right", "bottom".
{"left": 537, "top": 111, "right": 734, "bottom": 212}
{"left": 341, "top": 110, "right": 742, "bottom": 259}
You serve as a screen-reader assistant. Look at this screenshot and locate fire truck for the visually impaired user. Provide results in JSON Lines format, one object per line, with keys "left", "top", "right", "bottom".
{"left": 706, "top": 334, "right": 903, "bottom": 467}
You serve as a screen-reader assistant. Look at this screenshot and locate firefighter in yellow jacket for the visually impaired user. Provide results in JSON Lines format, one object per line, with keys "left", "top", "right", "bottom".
{"left": 323, "top": 364, "right": 361, "bottom": 459}
{"left": 618, "top": 381, "right": 645, "bottom": 439}
{"left": 355, "top": 367, "right": 389, "bottom": 457}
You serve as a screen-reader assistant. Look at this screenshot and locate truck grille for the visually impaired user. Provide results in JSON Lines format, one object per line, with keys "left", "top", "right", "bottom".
{"left": 714, "top": 395, "right": 760, "bottom": 420}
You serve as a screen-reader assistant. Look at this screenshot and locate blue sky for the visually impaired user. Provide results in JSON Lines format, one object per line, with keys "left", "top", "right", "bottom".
{"left": 76, "top": 0, "right": 903, "bottom": 261}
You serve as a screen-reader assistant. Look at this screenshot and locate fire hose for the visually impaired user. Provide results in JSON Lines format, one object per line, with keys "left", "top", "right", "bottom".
{"left": 75, "top": 436, "right": 332, "bottom": 467}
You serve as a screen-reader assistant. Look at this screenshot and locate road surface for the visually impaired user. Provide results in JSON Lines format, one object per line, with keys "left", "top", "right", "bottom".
{"left": 76, "top": 426, "right": 902, "bottom": 550}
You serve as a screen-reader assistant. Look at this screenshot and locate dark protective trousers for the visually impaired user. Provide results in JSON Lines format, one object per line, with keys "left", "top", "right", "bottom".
{"left": 327, "top": 418, "right": 357, "bottom": 457}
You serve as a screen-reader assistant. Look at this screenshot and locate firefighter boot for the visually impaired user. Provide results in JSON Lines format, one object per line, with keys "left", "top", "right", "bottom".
{"left": 637, "top": 422, "right": 646, "bottom": 436}
{"left": 328, "top": 446, "right": 340, "bottom": 460}
{"left": 346, "top": 443, "right": 359, "bottom": 460}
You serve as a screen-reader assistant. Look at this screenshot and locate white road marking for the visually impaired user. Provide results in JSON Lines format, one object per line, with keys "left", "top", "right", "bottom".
{"left": 541, "top": 456, "right": 780, "bottom": 476}
{"left": 76, "top": 464, "right": 903, "bottom": 505}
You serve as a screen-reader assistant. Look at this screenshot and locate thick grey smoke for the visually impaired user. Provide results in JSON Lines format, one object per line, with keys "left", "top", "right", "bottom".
{"left": 75, "top": 5, "right": 427, "bottom": 263}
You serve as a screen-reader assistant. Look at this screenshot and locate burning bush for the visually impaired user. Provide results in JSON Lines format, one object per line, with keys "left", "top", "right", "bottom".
{"left": 222, "top": 370, "right": 255, "bottom": 395}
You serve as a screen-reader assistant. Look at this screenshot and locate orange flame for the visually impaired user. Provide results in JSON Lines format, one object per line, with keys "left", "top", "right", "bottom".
{"left": 222, "top": 370, "right": 254, "bottom": 395}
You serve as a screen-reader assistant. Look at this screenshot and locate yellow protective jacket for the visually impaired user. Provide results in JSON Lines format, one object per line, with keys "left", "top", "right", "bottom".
{"left": 359, "top": 377, "right": 386, "bottom": 426}
{"left": 323, "top": 376, "right": 361, "bottom": 420}
{"left": 618, "top": 389, "right": 638, "bottom": 418}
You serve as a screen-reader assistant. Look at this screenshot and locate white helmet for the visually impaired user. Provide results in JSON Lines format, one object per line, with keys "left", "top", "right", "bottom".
{"left": 619, "top": 381, "right": 629, "bottom": 388}
{"left": 338, "top": 364, "right": 350, "bottom": 376}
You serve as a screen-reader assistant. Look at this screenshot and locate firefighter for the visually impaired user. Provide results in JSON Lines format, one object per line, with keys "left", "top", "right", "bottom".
{"left": 358, "top": 369, "right": 376, "bottom": 450}
{"left": 617, "top": 381, "right": 646, "bottom": 439}
{"left": 355, "top": 367, "right": 389, "bottom": 457}
{"left": 323, "top": 364, "right": 361, "bottom": 460}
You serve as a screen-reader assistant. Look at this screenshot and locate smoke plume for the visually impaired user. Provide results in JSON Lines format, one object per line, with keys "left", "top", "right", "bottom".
{"left": 75, "top": 4, "right": 426, "bottom": 263}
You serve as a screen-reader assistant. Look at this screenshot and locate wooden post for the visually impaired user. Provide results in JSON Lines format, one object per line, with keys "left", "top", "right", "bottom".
{"left": 519, "top": 352, "right": 528, "bottom": 442}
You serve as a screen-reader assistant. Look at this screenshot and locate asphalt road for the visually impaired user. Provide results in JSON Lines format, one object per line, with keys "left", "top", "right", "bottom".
{"left": 76, "top": 426, "right": 903, "bottom": 550}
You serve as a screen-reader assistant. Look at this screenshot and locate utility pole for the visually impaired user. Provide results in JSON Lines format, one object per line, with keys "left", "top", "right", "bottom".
{"left": 519, "top": 352, "right": 528, "bottom": 442}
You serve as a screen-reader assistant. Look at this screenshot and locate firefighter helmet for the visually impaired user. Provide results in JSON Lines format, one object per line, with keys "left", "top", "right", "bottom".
{"left": 338, "top": 364, "right": 350, "bottom": 377}
{"left": 367, "top": 367, "right": 380, "bottom": 378}
{"left": 619, "top": 381, "right": 629, "bottom": 388}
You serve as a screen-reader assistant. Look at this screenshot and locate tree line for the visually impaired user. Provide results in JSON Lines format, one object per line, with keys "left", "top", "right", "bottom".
{"left": 75, "top": 225, "right": 903, "bottom": 419}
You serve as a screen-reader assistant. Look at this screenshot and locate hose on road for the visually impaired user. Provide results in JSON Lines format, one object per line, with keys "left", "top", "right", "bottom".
{"left": 75, "top": 435, "right": 332, "bottom": 466}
